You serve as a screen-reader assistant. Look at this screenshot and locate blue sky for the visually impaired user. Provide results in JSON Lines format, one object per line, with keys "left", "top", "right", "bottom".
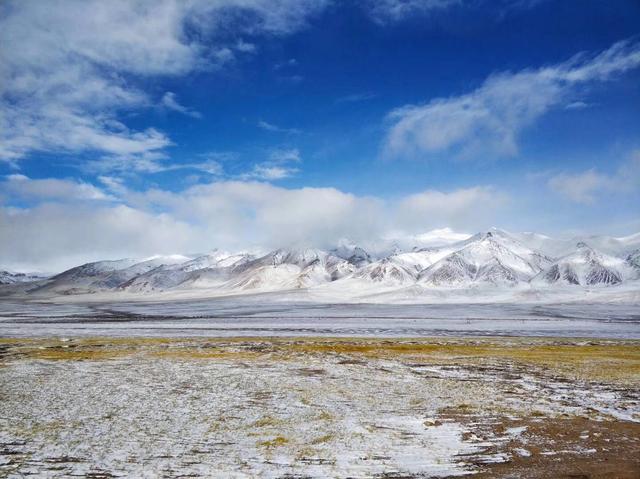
{"left": 1, "top": 0, "right": 639, "bottom": 270}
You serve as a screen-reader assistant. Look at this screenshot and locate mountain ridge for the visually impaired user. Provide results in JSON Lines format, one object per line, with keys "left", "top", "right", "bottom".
{"left": 3, "top": 229, "right": 639, "bottom": 300}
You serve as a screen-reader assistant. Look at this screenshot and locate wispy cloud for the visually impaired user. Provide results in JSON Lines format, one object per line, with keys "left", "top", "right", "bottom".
{"left": 268, "top": 148, "right": 302, "bottom": 163}
{"left": 241, "top": 148, "right": 302, "bottom": 180}
{"left": 273, "top": 58, "right": 298, "bottom": 70}
{"left": 384, "top": 39, "right": 640, "bottom": 160}
{"left": 85, "top": 150, "right": 237, "bottom": 177}
{"left": 244, "top": 164, "right": 299, "bottom": 180}
{"left": 335, "top": 92, "right": 378, "bottom": 104}
{"left": 257, "top": 120, "right": 301, "bottom": 134}
{"left": 365, "top": 0, "right": 460, "bottom": 23}
{"left": 564, "top": 100, "right": 591, "bottom": 110}
{"left": 161, "top": 92, "right": 202, "bottom": 118}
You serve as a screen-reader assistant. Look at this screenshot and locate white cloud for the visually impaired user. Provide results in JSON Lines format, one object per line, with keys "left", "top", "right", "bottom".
{"left": 0, "top": 204, "right": 198, "bottom": 272}
{"left": 564, "top": 101, "right": 590, "bottom": 110}
{"left": 98, "top": 176, "right": 128, "bottom": 195}
{"left": 161, "top": 92, "right": 202, "bottom": 118}
{"left": 184, "top": 160, "right": 225, "bottom": 176}
{"left": 547, "top": 151, "right": 640, "bottom": 204}
{"left": 268, "top": 148, "right": 302, "bottom": 163}
{"left": 257, "top": 120, "right": 300, "bottom": 134}
{"left": 245, "top": 164, "right": 299, "bottom": 180}
{"left": 384, "top": 39, "right": 640, "bottom": 160}
{"left": 0, "top": 0, "right": 328, "bottom": 165}
{"left": 86, "top": 152, "right": 172, "bottom": 174}
{"left": 0, "top": 179, "right": 508, "bottom": 271}
{"left": 241, "top": 148, "right": 302, "bottom": 180}
{"left": 1, "top": 174, "right": 113, "bottom": 202}
{"left": 87, "top": 151, "right": 229, "bottom": 176}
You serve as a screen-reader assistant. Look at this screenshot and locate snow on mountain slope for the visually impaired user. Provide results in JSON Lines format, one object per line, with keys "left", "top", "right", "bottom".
{"left": 223, "top": 248, "right": 354, "bottom": 291}
{"left": 91, "top": 255, "right": 192, "bottom": 290}
{"left": 418, "top": 231, "right": 551, "bottom": 286}
{"left": 52, "top": 259, "right": 139, "bottom": 281}
{"left": 532, "top": 242, "right": 632, "bottom": 286}
{"left": 34, "top": 256, "right": 191, "bottom": 294}
{"left": 33, "top": 259, "right": 140, "bottom": 293}
{"left": 354, "top": 239, "right": 464, "bottom": 285}
{"left": 355, "top": 257, "right": 418, "bottom": 284}
{"left": 459, "top": 228, "right": 553, "bottom": 270}
{"left": 176, "top": 251, "right": 233, "bottom": 272}
{"left": 355, "top": 246, "right": 457, "bottom": 285}
{"left": 119, "top": 252, "right": 255, "bottom": 293}
{"left": 224, "top": 263, "right": 304, "bottom": 291}
{"left": 391, "top": 247, "right": 458, "bottom": 274}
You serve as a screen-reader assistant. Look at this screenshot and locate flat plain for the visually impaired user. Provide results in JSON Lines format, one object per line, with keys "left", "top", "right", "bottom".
{"left": 1, "top": 335, "right": 639, "bottom": 478}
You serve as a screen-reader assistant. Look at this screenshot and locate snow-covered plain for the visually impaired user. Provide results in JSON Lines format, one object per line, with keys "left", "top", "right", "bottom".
{"left": 1, "top": 337, "right": 639, "bottom": 478}
{"left": 1, "top": 295, "right": 639, "bottom": 338}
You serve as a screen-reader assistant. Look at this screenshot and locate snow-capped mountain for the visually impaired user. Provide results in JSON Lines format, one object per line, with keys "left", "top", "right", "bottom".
{"left": 331, "top": 240, "right": 373, "bottom": 268}
{"left": 4, "top": 228, "right": 639, "bottom": 300}
{"left": 533, "top": 242, "right": 633, "bottom": 286}
{"left": 418, "top": 231, "right": 551, "bottom": 286}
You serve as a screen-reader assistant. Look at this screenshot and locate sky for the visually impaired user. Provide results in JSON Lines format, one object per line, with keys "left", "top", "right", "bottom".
{"left": 1, "top": 0, "right": 640, "bottom": 271}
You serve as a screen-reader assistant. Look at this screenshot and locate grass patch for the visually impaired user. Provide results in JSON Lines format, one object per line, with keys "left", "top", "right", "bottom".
{"left": 258, "top": 435, "right": 289, "bottom": 448}
{"left": 316, "top": 410, "right": 334, "bottom": 421}
{"left": 145, "top": 349, "right": 262, "bottom": 360}
{"left": 310, "top": 434, "right": 333, "bottom": 444}
{"left": 26, "top": 347, "right": 135, "bottom": 361}
{"left": 252, "top": 416, "right": 282, "bottom": 428}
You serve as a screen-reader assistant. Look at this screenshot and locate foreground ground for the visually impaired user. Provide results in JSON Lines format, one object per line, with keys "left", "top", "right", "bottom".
{"left": 0, "top": 337, "right": 639, "bottom": 478}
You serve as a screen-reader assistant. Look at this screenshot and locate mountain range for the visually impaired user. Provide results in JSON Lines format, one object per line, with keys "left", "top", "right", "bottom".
{"left": 2, "top": 228, "right": 640, "bottom": 301}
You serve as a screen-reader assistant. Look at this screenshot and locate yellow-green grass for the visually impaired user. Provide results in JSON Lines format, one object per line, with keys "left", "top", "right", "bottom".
{"left": 1, "top": 336, "right": 638, "bottom": 382}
